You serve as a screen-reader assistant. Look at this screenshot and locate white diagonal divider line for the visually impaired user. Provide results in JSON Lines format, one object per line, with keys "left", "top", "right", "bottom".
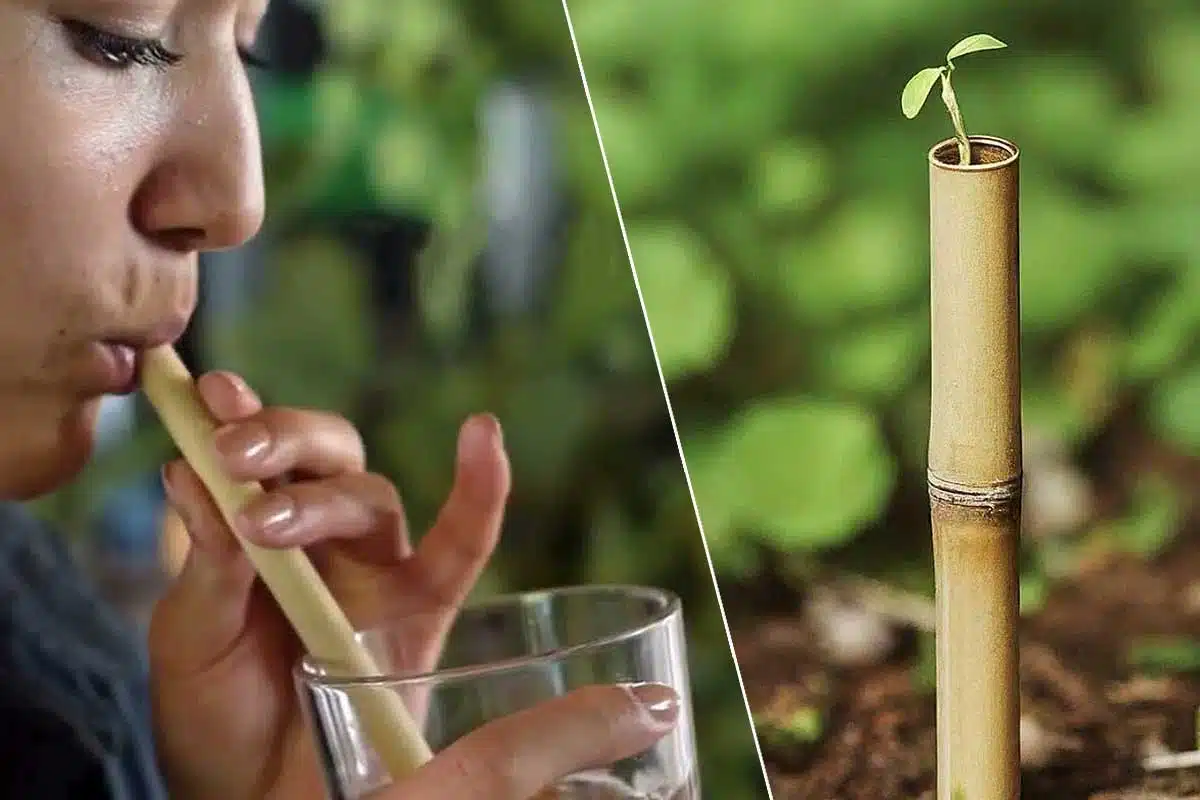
{"left": 557, "top": 2, "right": 774, "bottom": 796}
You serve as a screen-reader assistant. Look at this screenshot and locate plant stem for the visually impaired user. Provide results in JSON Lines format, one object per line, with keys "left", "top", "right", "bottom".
{"left": 940, "top": 71, "right": 971, "bottom": 165}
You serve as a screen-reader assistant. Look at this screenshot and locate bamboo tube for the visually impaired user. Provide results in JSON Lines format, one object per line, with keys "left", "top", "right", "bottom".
{"left": 927, "top": 135, "right": 1021, "bottom": 800}
{"left": 140, "top": 346, "right": 434, "bottom": 778}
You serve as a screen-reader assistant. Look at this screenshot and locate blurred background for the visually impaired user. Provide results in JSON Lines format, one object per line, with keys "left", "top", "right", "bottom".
{"left": 23, "top": 1, "right": 768, "bottom": 796}
{"left": 568, "top": 0, "right": 1200, "bottom": 795}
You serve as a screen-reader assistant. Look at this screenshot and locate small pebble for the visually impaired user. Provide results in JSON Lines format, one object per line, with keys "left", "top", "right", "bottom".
{"left": 807, "top": 592, "right": 896, "bottom": 668}
{"left": 1020, "top": 715, "right": 1058, "bottom": 769}
{"left": 1182, "top": 582, "right": 1200, "bottom": 615}
{"left": 1024, "top": 464, "right": 1095, "bottom": 540}
{"left": 1139, "top": 735, "right": 1171, "bottom": 759}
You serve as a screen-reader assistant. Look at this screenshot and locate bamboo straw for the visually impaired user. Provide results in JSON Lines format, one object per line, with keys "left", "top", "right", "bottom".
{"left": 140, "top": 346, "right": 434, "bottom": 778}
{"left": 927, "top": 135, "right": 1021, "bottom": 800}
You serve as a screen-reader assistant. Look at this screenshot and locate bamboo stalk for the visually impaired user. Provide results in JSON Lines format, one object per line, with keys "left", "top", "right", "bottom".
{"left": 927, "top": 135, "right": 1022, "bottom": 800}
{"left": 140, "top": 346, "right": 434, "bottom": 778}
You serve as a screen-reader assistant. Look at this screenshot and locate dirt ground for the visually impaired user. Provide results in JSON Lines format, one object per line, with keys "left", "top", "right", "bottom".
{"left": 731, "top": 422, "right": 1200, "bottom": 799}
{"left": 733, "top": 540, "right": 1200, "bottom": 798}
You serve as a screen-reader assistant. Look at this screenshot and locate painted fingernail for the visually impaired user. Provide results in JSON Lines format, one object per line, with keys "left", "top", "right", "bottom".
{"left": 624, "top": 682, "right": 680, "bottom": 728}
{"left": 458, "top": 415, "right": 495, "bottom": 463}
{"left": 214, "top": 422, "right": 272, "bottom": 465}
{"left": 239, "top": 494, "right": 296, "bottom": 540}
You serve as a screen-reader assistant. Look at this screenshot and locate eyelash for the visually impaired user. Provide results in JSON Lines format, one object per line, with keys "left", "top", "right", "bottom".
{"left": 60, "top": 19, "right": 269, "bottom": 71}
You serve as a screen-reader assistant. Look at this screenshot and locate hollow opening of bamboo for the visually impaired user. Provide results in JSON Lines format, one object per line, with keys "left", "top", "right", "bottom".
{"left": 930, "top": 137, "right": 1017, "bottom": 168}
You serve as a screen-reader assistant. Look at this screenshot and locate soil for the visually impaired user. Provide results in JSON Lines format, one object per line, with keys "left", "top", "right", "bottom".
{"left": 730, "top": 421, "right": 1200, "bottom": 799}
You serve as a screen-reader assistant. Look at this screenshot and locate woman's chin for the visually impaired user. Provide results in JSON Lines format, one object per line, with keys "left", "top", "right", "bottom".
{"left": 0, "top": 401, "right": 99, "bottom": 501}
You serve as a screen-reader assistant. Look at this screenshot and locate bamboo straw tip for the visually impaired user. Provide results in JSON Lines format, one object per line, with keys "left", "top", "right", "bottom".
{"left": 929, "top": 136, "right": 1019, "bottom": 171}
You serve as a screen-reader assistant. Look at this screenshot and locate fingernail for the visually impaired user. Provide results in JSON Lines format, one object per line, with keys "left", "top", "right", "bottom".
{"left": 458, "top": 415, "right": 497, "bottom": 463}
{"left": 238, "top": 494, "right": 296, "bottom": 540}
{"left": 214, "top": 422, "right": 272, "bottom": 465}
{"left": 624, "top": 682, "right": 680, "bottom": 729}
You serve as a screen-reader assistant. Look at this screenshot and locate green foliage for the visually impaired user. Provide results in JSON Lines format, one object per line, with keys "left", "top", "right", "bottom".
{"left": 911, "top": 631, "right": 938, "bottom": 694}
{"left": 1093, "top": 475, "right": 1183, "bottom": 558}
{"left": 1148, "top": 366, "right": 1200, "bottom": 455}
{"left": 1129, "top": 636, "right": 1200, "bottom": 675}
{"left": 626, "top": 222, "right": 734, "bottom": 380}
{"left": 754, "top": 705, "right": 824, "bottom": 747}
{"left": 695, "top": 397, "right": 895, "bottom": 556}
{"left": 571, "top": 0, "right": 1200, "bottom": 582}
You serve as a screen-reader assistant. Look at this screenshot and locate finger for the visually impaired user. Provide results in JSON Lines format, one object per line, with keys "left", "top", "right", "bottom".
{"left": 211, "top": 407, "right": 366, "bottom": 483}
{"left": 148, "top": 459, "right": 258, "bottom": 677}
{"left": 195, "top": 371, "right": 263, "bottom": 423}
{"left": 233, "top": 472, "right": 406, "bottom": 556}
{"left": 394, "top": 683, "right": 680, "bottom": 800}
{"left": 161, "top": 458, "right": 245, "bottom": 560}
{"left": 412, "top": 414, "right": 510, "bottom": 607}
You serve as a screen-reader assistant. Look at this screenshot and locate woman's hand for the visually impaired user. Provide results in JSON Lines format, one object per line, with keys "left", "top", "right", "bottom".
{"left": 146, "top": 371, "right": 679, "bottom": 800}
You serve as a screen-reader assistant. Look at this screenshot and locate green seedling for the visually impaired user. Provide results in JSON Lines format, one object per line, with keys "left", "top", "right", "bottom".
{"left": 754, "top": 706, "right": 824, "bottom": 748}
{"left": 1129, "top": 636, "right": 1200, "bottom": 675}
{"left": 901, "top": 34, "right": 1008, "bottom": 165}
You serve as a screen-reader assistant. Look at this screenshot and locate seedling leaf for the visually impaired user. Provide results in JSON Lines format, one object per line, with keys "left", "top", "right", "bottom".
{"left": 946, "top": 34, "right": 1007, "bottom": 63}
{"left": 901, "top": 67, "right": 944, "bottom": 119}
{"left": 1129, "top": 636, "right": 1200, "bottom": 675}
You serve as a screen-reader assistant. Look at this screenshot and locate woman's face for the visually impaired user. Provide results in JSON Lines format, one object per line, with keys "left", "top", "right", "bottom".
{"left": 0, "top": 0, "right": 266, "bottom": 499}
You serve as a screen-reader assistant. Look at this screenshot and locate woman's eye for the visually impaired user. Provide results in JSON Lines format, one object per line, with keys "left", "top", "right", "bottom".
{"left": 60, "top": 19, "right": 183, "bottom": 70}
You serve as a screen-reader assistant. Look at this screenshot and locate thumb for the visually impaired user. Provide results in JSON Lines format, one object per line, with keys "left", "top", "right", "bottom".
{"left": 148, "top": 459, "right": 259, "bottom": 677}
{"left": 389, "top": 683, "right": 681, "bottom": 800}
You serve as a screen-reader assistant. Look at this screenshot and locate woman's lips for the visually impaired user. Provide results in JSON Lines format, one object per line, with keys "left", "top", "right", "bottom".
{"left": 91, "top": 341, "right": 140, "bottom": 395}
{"left": 85, "top": 316, "right": 190, "bottom": 397}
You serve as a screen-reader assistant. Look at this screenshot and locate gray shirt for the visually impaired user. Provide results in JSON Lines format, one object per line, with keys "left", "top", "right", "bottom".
{"left": 0, "top": 503, "right": 166, "bottom": 799}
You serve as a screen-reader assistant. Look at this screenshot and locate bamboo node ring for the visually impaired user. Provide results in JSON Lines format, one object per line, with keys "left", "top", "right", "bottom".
{"left": 927, "top": 471, "right": 1021, "bottom": 508}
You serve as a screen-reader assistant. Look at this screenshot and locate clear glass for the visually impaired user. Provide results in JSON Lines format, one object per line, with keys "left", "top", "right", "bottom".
{"left": 296, "top": 585, "right": 699, "bottom": 799}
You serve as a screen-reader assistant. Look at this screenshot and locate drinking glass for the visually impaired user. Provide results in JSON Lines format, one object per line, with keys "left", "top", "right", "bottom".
{"left": 295, "top": 584, "right": 699, "bottom": 799}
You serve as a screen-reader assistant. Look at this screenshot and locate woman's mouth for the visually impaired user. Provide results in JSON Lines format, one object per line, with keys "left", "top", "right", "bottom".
{"left": 91, "top": 341, "right": 140, "bottom": 395}
{"left": 89, "top": 317, "right": 190, "bottom": 396}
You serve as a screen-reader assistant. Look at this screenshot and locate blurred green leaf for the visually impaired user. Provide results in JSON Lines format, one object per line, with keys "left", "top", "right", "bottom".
{"left": 808, "top": 311, "right": 927, "bottom": 400}
{"left": 911, "top": 631, "right": 938, "bottom": 694}
{"left": 375, "top": 0, "right": 467, "bottom": 93}
{"left": 1019, "top": 570, "right": 1049, "bottom": 616}
{"left": 1104, "top": 476, "right": 1183, "bottom": 558}
{"left": 1008, "top": 58, "right": 1120, "bottom": 169}
{"left": 585, "top": 499, "right": 666, "bottom": 584}
{"left": 685, "top": 436, "right": 760, "bottom": 577}
{"left": 627, "top": 222, "right": 735, "bottom": 381}
{"left": 496, "top": 372, "right": 600, "bottom": 499}
{"left": 369, "top": 115, "right": 445, "bottom": 211}
{"left": 753, "top": 139, "right": 831, "bottom": 218}
{"left": 1019, "top": 191, "right": 1124, "bottom": 335}
{"left": 755, "top": 706, "right": 824, "bottom": 747}
{"left": 587, "top": 94, "right": 681, "bottom": 209}
{"left": 780, "top": 201, "right": 924, "bottom": 324}
{"left": 214, "top": 237, "right": 375, "bottom": 414}
{"left": 1129, "top": 636, "right": 1200, "bottom": 675}
{"left": 321, "top": 0, "right": 385, "bottom": 52}
{"left": 1148, "top": 365, "right": 1200, "bottom": 455}
{"left": 715, "top": 397, "right": 896, "bottom": 550}
{"left": 1124, "top": 276, "right": 1200, "bottom": 382}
